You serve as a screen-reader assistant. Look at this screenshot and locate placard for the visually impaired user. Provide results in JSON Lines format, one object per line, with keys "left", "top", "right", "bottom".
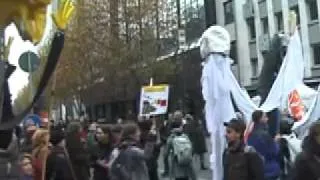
{"left": 139, "top": 85, "right": 169, "bottom": 116}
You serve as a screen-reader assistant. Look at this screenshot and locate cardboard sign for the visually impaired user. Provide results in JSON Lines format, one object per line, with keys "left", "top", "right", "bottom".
{"left": 139, "top": 85, "right": 169, "bottom": 116}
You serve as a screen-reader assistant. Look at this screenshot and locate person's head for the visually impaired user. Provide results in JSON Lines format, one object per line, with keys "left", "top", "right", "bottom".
{"left": 20, "top": 154, "right": 33, "bottom": 176}
{"left": 96, "top": 124, "right": 112, "bottom": 144}
{"left": 224, "top": 118, "right": 246, "bottom": 143}
{"left": 50, "top": 128, "right": 65, "bottom": 147}
{"left": 185, "top": 114, "right": 193, "bottom": 123}
{"left": 89, "top": 122, "right": 97, "bottom": 132}
{"left": 122, "top": 123, "right": 141, "bottom": 142}
{"left": 32, "top": 129, "right": 50, "bottom": 148}
{"left": 66, "top": 122, "right": 82, "bottom": 136}
{"left": 111, "top": 124, "right": 123, "bottom": 145}
{"left": 252, "top": 110, "right": 268, "bottom": 124}
{"left": 24, "top": 120, "right": 37, "bottom": 136}
{"left": 173, "top": 110, "right": 183, "bottom": 122}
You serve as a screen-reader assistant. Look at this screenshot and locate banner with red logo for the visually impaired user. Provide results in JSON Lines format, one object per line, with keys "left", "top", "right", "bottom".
{"left": 139, "top": 85, "right": 169, "bottom": 116}
{"left": 288, "top": 89, "right": 304, "bottom": 121}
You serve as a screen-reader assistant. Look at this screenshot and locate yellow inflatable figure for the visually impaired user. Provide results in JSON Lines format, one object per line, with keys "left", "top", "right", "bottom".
{"left": 0, "top": 0, "right": 74, "bottom": 43}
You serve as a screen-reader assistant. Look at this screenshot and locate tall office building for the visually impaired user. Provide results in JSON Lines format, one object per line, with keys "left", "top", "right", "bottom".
{"left": 214, "top": 0, "right": 320, "bottom": 90}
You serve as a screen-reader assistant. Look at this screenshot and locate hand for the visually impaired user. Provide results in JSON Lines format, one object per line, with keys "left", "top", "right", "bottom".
{"left": 52, "top": 0, "right": 75, "bottom": 30}
{"left": 274, "top": 134, "right": 281, "bottom": 142}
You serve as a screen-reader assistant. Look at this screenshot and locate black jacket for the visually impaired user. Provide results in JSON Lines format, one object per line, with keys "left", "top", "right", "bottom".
{"left": 46, "top": 146, "right": 74, "bottom": 180}
{"left": 223, "top": 142, "right": 264, "bottom": 180}
{"left": 292, "top": 136, "right": 320, "bottom": 180}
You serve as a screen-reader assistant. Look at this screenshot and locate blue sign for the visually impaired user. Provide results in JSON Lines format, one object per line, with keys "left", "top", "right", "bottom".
{"left": 23, "top": 114, "right": 41, "bottom": 128}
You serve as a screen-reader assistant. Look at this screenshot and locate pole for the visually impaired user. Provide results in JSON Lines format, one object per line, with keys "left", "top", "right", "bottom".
{"left": 28, "top": 52, "right": 34, "bottom": 113}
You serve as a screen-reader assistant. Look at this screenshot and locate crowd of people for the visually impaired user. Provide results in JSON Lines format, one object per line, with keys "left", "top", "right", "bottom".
{"left": 223, "top": 110, "right": 320, "bottom": 180}
{"left": 15, "top": 111, "right": 208, "bottom": 180}
{"left": 0, "top": 109, "right": 318, "bottom": 180}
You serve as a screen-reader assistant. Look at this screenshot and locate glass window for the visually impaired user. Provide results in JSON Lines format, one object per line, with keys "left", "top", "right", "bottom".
{"left": 275, "top": 12, "right": 283, "bottom": 32}
{"left": 224, "top": 0, "right": 234, "bottom": 24}
{"left": 262, "top": 18, "right": 268, "bottom": 34}
{"left": 308, "top": 0, "right": 319, "bottom": 21}
{"left": 230, "top": 41, "right": 237, "bottom": 64}
{"left": 247, "top": 18, "right": 256, "bottom": 39}
{"left": 313, "top": 44, "right": 320, "bottom": 65}
{"left": 251, "top": 58, "right": 258, "bottom": 77}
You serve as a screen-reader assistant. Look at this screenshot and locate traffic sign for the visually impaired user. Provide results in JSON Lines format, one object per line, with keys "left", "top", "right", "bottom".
{"left": 18, "top": 51, "right": 40, "bottom": 73}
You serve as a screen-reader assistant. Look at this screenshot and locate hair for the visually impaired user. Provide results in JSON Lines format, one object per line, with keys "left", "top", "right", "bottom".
{"left": 121, "top": 123, "right": 140, "bottom": 141}
{"left": 111, "top": 124, "right": 123, "bottom": 133}
{"left": 32, "top": 129, "right": 49, "bottom": 160}
{"left": 252, "top": 110, "right": 264, "bottom": 123}
{"left": 99, "top": 124, "right": 112, "bottom": 135}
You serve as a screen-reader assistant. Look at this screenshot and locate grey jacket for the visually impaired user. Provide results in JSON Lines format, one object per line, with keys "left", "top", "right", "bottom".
{"left": 0, "top": 134, "right": 20, "bottom": 180}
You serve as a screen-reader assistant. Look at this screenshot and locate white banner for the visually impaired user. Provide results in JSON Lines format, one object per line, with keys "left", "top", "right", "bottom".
{"left": 139, "top": 85, "right": 169, "bottom": 116}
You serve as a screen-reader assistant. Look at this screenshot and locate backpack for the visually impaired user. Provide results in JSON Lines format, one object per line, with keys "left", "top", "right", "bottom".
{"left": 109, "top": 148, "right": 131, "bottom": 180}
{"left": 171, "top": 134, "right": 193, "bottom": 166}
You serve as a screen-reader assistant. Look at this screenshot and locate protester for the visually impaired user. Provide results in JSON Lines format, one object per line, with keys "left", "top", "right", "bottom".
{"left": 87, "top": 122, "right": 99, "bottom": 166}
{"left": 0, "top": 130, "right": 20, "bottom": 179}
{"left": 166, "top": 120, "right": 196, "bottom": 180}
{"left": 138, "top": 119, "right": 162, "bottom": 180}
{"left": 110, "top": 124, "right": 122, "bottom": 147}
{"left": 247, "top": 110, "right": 281, "bottom": 180}
{"left": 31, "top": 129, "right": 50, "bottom": 180}
{"left": 20, "top": 154, "right": 34, "bottom": 180}
{"left": 162, "top": 111, "right": 183, "bottom": 177}
{"left": 93, "top": 125, "right": 113, "bottom": 180}
{"left": 292, "top": 122, "right": 320, "bottom": 180}
{"left": 223, "top": 118, "right": 264, "bottom": 180}
{"left": 46, "top": 128, "right": 75, "bottom": 180}
{"left": 184, "top": 114, "right": 207, "bottom": 170}
{"left": 66, "top": 122, "right": 90, "bottom": 180}
{"left": 21, "top": 120, "right": 38, "bottom": 154}
{"left": 109, "top": 123, "right": 151, "bottom": 180}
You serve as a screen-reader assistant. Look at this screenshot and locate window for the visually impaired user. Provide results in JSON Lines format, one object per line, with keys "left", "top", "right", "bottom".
{"left": 224, "top": 0, "right": 234, "bottom": 24}
{"left": 247, "top": 18, "right": 256, "bottom": 39}
{"left": 313, "top": 44, "right": 320, "bottom": 65}
{"left": 275, "top": 12, "right": 284, "bottom": 32}
{"left": 308, "top": 0, "right": 319, "bottom": 21}
{"left": 230, "top": 41, "right": 237, "bottom": 64}
{"left": 262, "top": 18, "right": 269, "bottom": 34}
{"left": 251, "top": 58, "right": 258, "bottom": 77}
{"left": 290, "top": 6, "right": 300, "bottom": 25}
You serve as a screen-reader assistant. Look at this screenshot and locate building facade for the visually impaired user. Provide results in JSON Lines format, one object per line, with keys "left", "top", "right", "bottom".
{"left": 216, "top": 0, "right": 320, "bottom": 90}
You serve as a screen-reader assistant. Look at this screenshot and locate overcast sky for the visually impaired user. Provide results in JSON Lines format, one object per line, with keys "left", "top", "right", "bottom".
{"left": 5, "top": 5, "right": 53, "bottom": 101}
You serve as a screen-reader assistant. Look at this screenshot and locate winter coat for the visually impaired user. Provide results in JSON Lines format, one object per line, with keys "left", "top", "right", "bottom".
{"left": 66, "top": 134, "right": 90, "bottom": 180}
{"left": 46, "top": 146, "right": 74, "bottom": 180}
{"left": 223, "top": 141, "right": 264, "bottom": 180}
{"left": 110, "top": 139, "right": 152, "bottom": 180}
{"left": 184, "top": 121, "right": 207, "bottom": 154}
{"left": 291, "top": 136, "right": 320, "bottom": 180}
{"left": 166, "top": 129, "right": 196, "bottom": 180}
{"left": 0, "top": 134, "right": 20, "bottom": 180}
{"left": 93, "top": 143, "right": 112, "bottom": 180}
{"left": 247, "top": 123, "right": 281, "bottom": 179}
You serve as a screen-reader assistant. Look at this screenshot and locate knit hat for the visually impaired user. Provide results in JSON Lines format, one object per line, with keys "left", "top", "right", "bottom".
{"left": 50, "top": 128, "right": 65, "bottom": 146}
